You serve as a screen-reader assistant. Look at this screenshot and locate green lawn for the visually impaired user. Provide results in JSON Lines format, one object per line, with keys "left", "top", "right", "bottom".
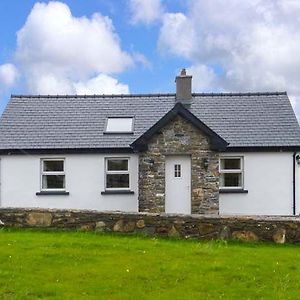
{"left": 0, "top": 229, "right": 300, "bottom": 299}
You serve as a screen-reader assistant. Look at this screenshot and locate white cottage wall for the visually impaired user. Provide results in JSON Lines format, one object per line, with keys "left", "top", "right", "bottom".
{"left": 0, "top": 154, "right": 139, "bottom": 212}
{"left": 0, "top": 151, "right": 298, "bottom": 216}
{"left": 219, "top": 152, "right": 295, "bottom": 215}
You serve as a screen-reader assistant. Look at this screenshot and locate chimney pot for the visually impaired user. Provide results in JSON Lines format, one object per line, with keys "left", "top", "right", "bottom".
{"left": 175, "top": 68, "right": 192, "bottom": 103}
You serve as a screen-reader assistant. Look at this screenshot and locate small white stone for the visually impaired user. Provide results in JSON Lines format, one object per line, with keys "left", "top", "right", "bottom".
{"left": 156, "top": 193, "right": 165, "bottom": 197}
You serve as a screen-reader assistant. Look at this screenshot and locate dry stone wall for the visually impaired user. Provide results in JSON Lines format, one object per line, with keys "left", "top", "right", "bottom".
{"left": 1, "top": 208, "right": 300, "bottom": 244}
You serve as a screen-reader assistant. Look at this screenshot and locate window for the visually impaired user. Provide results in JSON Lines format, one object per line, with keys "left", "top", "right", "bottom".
{"left": 105, "top": 158, "right": 130, "bottom": 189}
{"left": 220, "top": 157, "right": 243, "bottom": 189}
{"left": 105, "top": 117, "right": 133, "bottom": 133}
{"left": 174, "top": 164, "right": 181, "bottom": 178}
{"left": 41, "top": 159, "right": 65, "bottom": 191}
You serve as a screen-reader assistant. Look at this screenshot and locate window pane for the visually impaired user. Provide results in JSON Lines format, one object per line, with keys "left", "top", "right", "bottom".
{"left": 174, "top": 164, "right": 181, "bottom": 178}
{"left": 42, "top": 175, "right": 65, "bottom": 189}
{"left": 106, "top": 118, "right": 133, "bottom": 132}
{"left": 220, "top": 173, "right": 241, "bottom": 187}
{"left": 221, "top": 158, "right": 240, "bottom": 170}
{"left": 43, "top": 160, "right": 64, "bottom": 172}
{"left": 106, "top": 174, "right": 129, "bottom": 188}
{"left": 107, "top": 159, "right": 128, "bottom": 171}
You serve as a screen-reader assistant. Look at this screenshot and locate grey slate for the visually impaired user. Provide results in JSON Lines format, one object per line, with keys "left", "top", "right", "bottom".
{"left": 0, "top": 92, "right": 299, "bottom": 150}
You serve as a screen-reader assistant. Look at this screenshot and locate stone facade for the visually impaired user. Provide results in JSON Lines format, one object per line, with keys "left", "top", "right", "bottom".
{"left": 138, "top": 115, "right": 220, "bottom": 214}
{"left": 1, "top": 208, "right": 300, "bottom": 244}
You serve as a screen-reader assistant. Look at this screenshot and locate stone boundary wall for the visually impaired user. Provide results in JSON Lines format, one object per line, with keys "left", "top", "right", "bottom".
{"left": 1, "top": 208, "right": 300, "bottom": 244}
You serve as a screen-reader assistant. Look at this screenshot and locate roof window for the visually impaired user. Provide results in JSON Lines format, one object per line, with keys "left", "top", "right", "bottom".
{"left": 105, "top": 117, "right": 134, "bottom": 133}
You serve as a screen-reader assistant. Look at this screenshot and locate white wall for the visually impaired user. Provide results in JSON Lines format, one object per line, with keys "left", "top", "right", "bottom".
{"left": 219, "top": 152, "right": 295, "bottom": 216}
{"left": 0, "top": 154, "right": 138, "bottom": 212}
{"left": 1, "top": 151, "right": 298, "bottom": 215}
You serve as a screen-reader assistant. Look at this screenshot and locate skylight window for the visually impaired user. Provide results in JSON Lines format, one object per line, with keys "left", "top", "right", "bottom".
{"left": 105, "top": 117, "right": 134, "bottom": 133}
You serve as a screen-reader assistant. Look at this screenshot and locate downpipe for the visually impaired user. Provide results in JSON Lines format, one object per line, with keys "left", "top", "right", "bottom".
{"left": 293, "top": 152, "right": 296, "bottom": 215}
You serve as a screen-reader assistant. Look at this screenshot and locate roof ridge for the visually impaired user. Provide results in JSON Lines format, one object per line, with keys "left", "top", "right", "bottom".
{"left": 193, "top": 91, "right": 287, "bottom": 97}
{"left": 11, "top": 91, "right": 287, "bottom": 99}
{"left": 10, "top": 93, "right": 176, "bottom": 99}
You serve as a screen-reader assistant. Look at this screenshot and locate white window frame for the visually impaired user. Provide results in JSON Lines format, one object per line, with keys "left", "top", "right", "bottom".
{"left": 105, "top": 117, "right": 134, "bottom": 133}
{"left": 219, "top": 157, "right": 244, "bottom": 189}
{"left": 40, "top": 158, "right": 66, "bottom": 192}
{"left": 105, "top": 157, "right": 130, "bottom": 190}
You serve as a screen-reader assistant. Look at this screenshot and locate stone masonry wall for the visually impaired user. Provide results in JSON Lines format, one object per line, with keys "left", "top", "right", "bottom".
{"left": 1, "top": 208, "right": 300, "bottom": 244}
{"left": 139, "top": 115, "right": 219, "bottom": 214}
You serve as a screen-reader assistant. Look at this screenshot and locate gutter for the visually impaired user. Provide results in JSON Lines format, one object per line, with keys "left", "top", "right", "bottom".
{"left": 293, "top": 152, "right": 296, "bottom": 215}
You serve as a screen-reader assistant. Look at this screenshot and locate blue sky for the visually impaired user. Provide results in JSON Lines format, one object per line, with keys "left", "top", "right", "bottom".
{"left": 1, "top": 0, "right": 300, "bottom": 118}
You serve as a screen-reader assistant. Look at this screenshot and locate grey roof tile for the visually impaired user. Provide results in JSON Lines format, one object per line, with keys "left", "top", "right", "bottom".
{"left": 0, "top": 92, "right": 299, "bottom": 150}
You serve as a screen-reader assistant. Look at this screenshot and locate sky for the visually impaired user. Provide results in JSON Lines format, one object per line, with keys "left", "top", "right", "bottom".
{"left": 1, "top": 0, "right": 300, "bottom": 119}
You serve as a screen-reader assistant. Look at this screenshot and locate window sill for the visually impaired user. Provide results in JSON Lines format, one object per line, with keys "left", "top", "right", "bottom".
{"left": 103, "top": 132, "right": 134, "bottom": 135}
{"left": 101, "top": 190, "right": 134, "bottom": 195}
{"left": 219, "top": 189, "right": 248, "bottom": 194}
{"left": 36, "top": 191, "right": 70, "bottom": 196}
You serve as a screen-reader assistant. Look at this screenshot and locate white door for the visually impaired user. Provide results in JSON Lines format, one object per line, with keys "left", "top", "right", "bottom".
{"left": 165, "top": 156, "right": 191, "bottom": 214}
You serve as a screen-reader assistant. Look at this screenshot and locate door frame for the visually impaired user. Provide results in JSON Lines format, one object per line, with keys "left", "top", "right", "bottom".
{"left": 165, "top": 154, "right": 192, "bottom": 214}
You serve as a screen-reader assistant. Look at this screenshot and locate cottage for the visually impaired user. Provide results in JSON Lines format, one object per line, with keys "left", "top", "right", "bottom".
{"left": 0, "top": 69, "right": 300, "bottom": 215}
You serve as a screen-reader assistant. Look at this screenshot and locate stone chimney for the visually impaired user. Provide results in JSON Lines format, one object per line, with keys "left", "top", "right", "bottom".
{"left": 175, "top": 68, "right": 192, "bottom": 103}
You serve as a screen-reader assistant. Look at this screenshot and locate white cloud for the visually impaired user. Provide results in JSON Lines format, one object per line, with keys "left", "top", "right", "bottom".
{"left": 158, "top": 0, "right": 300, "bottom": 116}
{"left": 74, "top": 74, "right": 129, "bottom": 94}
{"left": 15, "top": 1, "right": 132, "bottom": 94}
{"left": 132, "top": 52, "right": 152, "bottom": 69}
{"left": 27, "top": 72, "right": 74, "bottom": 95}
{"left": 187, "top": 64, "right": 217, "bottom": 92}
{"left": 158, "top": 13, "right": 197, "bottom": 58}
{"left": 0, "top": 64, "right": 18, "bottom": 90}
{"left": 24, "top": 70, "right": 129, "bottom": 95}
{"left": 129, "top": 0, "right": 163, "bottom": 25}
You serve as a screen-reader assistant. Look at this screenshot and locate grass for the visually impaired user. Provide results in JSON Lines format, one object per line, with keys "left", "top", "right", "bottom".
{"left": 0, "top": 229, "right": 300, "bottom": 299}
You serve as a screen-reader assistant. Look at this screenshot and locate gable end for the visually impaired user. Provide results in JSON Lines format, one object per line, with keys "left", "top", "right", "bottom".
{"left": 131, "top": 102, "right": 228, "bottom": 152}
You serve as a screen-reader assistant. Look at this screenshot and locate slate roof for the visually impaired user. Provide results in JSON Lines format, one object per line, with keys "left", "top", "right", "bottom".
{"left": 0, "top": 92, "right": 299, "bottom": 151}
